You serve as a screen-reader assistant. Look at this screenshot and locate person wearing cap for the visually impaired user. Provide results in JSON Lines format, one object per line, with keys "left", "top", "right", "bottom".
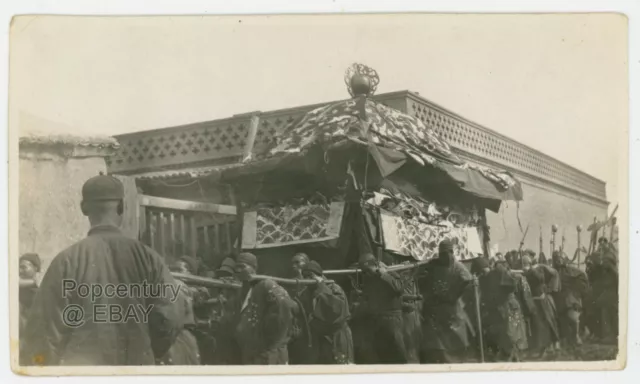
{"left": 357, "top": 252, "right": 407, "bottom": 364}
{"left": 470, "top": 257, "right": 491, "bottom": 277}
{"left": 21, "top": 173, "right": 184, "bottom": 366}
{"left": 380, "top": 250, "right": 423, "bottom": 364}
{"left": 398, "top": 260, "right": 424, "bottom": 364}
{"left": 216, "top": 257, "right": 236, "bottom": 280}
{"left": 417, "top": 239, "right": 473, "bottom": 364}
{"left": 521, "top": 255, "right": 561, "bottom": 357}
{"left": 583, "top": 248, "right": 618, "bottom": 344}
{"left": 295, "top": 261, "right": 354, "bottom": 364}
{"left": 475, "top": 256, "right": 531, "bottom": 362}
{"left": 212, "top": 256, "right": 240, "bottom": 317}
{"left": 551, "top": 251, "right": 589, "bottom": 348}
{"left": 164, "top": 256, "right": 218, "bottom": 366}
{"left": 208, "top": 257, "right": 241, "bottom": 365}
{"left": 156, "top": 274, "right": 201, "bottom": 366}
{"left": 462, "top": 257, "right": 492, "bottom": 359}
{"left": 286, "top": 252, "right": 313, "bottom": 364}
{"left": 234, "top": 252, "right": 295, "bottom": 365}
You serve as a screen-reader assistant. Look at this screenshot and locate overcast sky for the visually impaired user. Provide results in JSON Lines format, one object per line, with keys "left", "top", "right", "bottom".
{"left": 9, "top": 14, "right": 627, "bottom": 202}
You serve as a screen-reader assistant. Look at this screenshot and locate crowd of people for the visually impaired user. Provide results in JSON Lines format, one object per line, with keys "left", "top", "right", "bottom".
{"left": 17, "top": 174, "right": 620, "bottom": 366}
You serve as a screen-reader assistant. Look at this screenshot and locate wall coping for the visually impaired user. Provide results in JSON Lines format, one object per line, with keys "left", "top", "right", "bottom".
{"left": 403, "top": 91, "right": 605, "bottom": 186}
{"left": 20, "top": 133, "right": 119, "bottom": 159}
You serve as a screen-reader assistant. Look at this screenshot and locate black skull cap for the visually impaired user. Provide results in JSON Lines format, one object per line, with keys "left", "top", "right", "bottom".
{"left": 82, "top": 173, "right": 124, "bottom": 202}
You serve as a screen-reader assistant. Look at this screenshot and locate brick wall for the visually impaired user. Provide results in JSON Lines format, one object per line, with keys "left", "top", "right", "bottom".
{"left": 485, "top": 179, "right": 607, "bottom": 259}
{"left": 19, "top": 148, "right": 111, "bottom": 270}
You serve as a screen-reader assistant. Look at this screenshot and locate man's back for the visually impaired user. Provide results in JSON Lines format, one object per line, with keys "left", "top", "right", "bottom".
{"left": 556, "top": 265, "right": 589, "bottom": 311}
{"left": 362, "top": 270, "right": 404, "bottom": 314}
{"left": 22, "top": 225, "right": 183, "bottom": 366}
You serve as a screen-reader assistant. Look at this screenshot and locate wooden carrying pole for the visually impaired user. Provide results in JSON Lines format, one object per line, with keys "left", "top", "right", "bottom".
{"left": 252, "top": 275, "right": 334, "bottom": 286}
{"left": 324, "top": 259, "right": 431, "bottom": 276}
{"left": 172, "top": 272, "right": 241, "bottom": 289}
{"left": 173, "top": 259, "right": 431, "bottom": 289}
{"left": 172, "top": 272, "right": 332, "bottom": 289}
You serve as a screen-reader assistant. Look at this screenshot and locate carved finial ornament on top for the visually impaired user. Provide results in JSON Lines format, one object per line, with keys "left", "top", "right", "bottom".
{"left": 344, "top": 63, "right": 380, "bottom": 98}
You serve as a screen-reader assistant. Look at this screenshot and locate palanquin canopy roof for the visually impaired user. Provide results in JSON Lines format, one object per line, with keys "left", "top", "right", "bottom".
{"left": 222, "top": 64, "right": 523, "bottom": 209}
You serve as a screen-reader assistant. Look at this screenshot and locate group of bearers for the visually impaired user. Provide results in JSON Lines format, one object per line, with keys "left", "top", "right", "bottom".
{"left": 144, "top": 238, "right": 620, "bottom": 366}
{"left": 19, "top": 235, "right": 619, "bottom": 366}
{"left": 17, "top": 174, "right": 619, "bottom": 366}
{"left": 470, "top": 242, "right": 618, "bottom": 363}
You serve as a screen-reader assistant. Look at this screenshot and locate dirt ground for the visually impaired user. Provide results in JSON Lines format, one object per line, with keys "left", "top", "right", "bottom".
{"left": 526, "top": 340, "right": 619, "bottom": 362}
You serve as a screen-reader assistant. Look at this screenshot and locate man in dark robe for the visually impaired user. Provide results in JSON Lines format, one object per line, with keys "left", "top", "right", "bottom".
{"left": 286, "top": 252, "right": 314, "bottom": 364}
{"left": 552, "top": 251, "right": 589, "bottom": 348}
{"left": 513, "top": 266, "right": 536, "bottom": 351}
{"left": 209, "top": 257, "right": 241, "bottom": 365}
{"left": 585, "top": 250, "right": 618, "bottom": 343}
{"left": 22, "top": 174, "right": 184, "bottom": 366}
{"left": 400, "top": 268, "right": 423, "bottom": 363}
{"left": 476, "top": 260, "right": 531, "bottom": 362}
{"left": 381, "top": 252, "right": 423, "bottom": 364}
{"left": 521, "top": 255, "right": 561, "bottom": 357}
{"left": 296, "top": 261, "right": 354, "bottom": 364}
{"left": 418, "top": 239, "right": 473, "bottom": 364}
{"left": 158, "top": 264, "right": 201, "bottom": 365}
{"left": 234, "top": 252, "right": 294, "bottom": 365}
{"left": 358, "top": 253, "right": 408, "bottom": 364}
{"left": 347, "top": 262, "right": 377, "bottom": 364}
{"left": 467, "top": 257, "right": 492, "bottom": 360}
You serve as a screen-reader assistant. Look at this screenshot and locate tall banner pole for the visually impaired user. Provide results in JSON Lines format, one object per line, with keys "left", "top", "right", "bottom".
{"left": 539, "top": 225, "right": 544, "bottom": 264}
{"left": 576, "top": 225, "right": 583, "bottom": 268}
{"left": 551, "top": 224, "right": 558, "bottom": 256}
{"left": 587, "top": 216, "right": 598, "bottom": 256}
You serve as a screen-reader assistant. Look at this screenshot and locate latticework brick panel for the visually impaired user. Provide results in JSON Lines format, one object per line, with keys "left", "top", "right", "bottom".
{"left": 107, "top": 120, "right": 251, "bottom": 173}
{"left": 408, "top": 96, "right": 605, "bottom": 201}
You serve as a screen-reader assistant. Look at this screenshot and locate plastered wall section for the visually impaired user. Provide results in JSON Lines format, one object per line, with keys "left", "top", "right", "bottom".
{"left": 486, "top": 179, "right": 607, "bottom": 258}
{"left": 19, "top": 147, "right": 109, "bottom": 271}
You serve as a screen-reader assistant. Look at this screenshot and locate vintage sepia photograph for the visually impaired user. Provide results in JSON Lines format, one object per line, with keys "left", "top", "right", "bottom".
{"left": 8, "top": 13, "right": 628, "bottom": 375}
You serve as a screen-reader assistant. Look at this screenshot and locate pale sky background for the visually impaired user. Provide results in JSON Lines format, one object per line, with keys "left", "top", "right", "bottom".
{"left": 9, "top": 14, "right": 627, "bottom": 202}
